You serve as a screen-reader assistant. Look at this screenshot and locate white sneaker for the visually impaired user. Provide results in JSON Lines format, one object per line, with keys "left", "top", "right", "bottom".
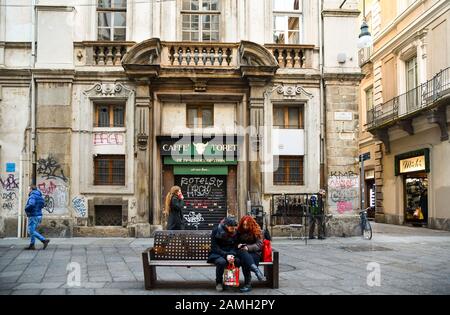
{"left": 216, "top": 283, "right": 223, "bottom": 292}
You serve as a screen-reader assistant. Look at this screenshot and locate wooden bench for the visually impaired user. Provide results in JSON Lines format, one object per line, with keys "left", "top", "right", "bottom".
{"left": 141, "top": 230, "right": 279, "bottom": 290}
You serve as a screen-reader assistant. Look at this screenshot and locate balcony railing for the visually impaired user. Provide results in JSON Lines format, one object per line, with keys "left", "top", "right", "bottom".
{"left": 75, "top": 41, "right": 136, "bottom": 66}
{"left": 264, "top": 44, "right": 315, "bottom": 69}
{"left": 160, "top": 42, "right": 239, "bottom": 67}
{"left": 75, "top": 40, "right": 316, "bottom": 72}
{"left": 367, "top": 67, "right": 450, "bottom": 129}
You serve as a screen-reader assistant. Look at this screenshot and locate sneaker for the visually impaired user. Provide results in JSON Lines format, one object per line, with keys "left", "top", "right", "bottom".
{"left": 25, "top": 244, "right": 35, "bottom": 250}
{"left": 216, "top": 283, "right": 223, "bottom": 292}
{"left": 318, "top": 236, "right": 326, "bottom": 240}
{"left": 239, "top": 284, "right": 252, "bottom": 293}
{"left": 309, "top": 236, "right": 316, "bottom": 240}
{"left": 42, "top": 239, "right": 50, "bottom": 250}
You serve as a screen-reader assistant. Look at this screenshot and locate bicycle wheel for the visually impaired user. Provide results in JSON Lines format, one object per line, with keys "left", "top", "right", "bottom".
{"left": 363, "top": 221, "right": 372, "bottom": 240}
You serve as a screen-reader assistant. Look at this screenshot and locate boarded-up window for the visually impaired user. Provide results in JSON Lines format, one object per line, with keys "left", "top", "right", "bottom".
{"left": 273, "top": 105, "right": 304, "bottom": 129}
{"left": 94, "top": 155, "right": 125, "bottom": 185}
{"left": 95, "top": 104, "right": 125, "bottom": 127}
{"left": 382, "top": 57, "right": 397, "bottom": 101}
{"left": 274, "top": 156, "right": 304, "bottom": 185}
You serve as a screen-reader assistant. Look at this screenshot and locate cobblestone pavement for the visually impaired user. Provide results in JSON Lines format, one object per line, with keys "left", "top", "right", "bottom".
{"left": 1, "top": 223, "right": 449, "bottom": 295}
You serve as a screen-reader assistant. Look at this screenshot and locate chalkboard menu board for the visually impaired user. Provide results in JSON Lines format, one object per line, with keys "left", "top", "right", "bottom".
{"left": 175, "top": 175, "right": 227, "bottom": 230}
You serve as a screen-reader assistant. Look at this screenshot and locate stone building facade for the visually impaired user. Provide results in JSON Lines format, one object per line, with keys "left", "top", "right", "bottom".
{"left": 358, "top": 0, "right": 450, "bottom": 231}
{"left": 0, "top": 0, "right": 362, "bottom": 237}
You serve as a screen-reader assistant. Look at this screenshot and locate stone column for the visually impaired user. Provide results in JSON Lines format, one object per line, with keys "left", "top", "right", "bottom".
{"left": 247, "top": 79, "right": 266, "bottom": 209}
{"left": 134, "top": 83, "right": 152, "bottom": 237}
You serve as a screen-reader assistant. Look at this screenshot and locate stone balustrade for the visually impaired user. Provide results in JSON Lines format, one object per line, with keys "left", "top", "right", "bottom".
{"left": 264, "top": 44, "right": 315, "bottom": 69}
{"left": 161, "top": 42, "right": 239, "bottom": 67}
{"left": 75, "top": 42, "right": 135, "bottom": 66}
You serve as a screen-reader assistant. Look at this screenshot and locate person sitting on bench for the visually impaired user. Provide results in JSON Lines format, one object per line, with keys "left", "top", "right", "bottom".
{"left": 207, "top": 217, "right": 240, "bottom": 292}
{"left": 236, "top": 215, "right": 266, "bottom": 293}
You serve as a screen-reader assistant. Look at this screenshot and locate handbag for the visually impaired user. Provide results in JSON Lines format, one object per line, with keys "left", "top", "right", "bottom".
{"left": 223, "top": 262, "right": 240, "bottom": 287}
{"left": 262, "top": 239, "right": 273, "bottom": 262}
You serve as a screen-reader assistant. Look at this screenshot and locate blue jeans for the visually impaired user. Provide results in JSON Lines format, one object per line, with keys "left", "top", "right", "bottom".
{"left": 28, "top": 216, "right": 46, "bottom": 245}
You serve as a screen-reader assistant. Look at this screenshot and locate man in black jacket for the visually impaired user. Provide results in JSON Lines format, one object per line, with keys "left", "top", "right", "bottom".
{"left": 309, "top": 189, "right": 326, "bottom": 240}
{"left": 207, "top": 217, "right": 240, "bottom": 292}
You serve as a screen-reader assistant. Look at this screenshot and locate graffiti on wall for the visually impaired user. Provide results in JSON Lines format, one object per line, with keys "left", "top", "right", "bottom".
{"left": 0, "top": 174, "right": 19, "bottom": 191}
{"left": 72, "top": 196, "right": 87, "bottom": 217}
{"left": 180, "top": 176, "right": 225, "bottom": 198}
{"left": 37, "top": 156, "right": 68, "bottom": 182}
{"left": 328, "top": 171, "right": 359, "bottom": 214}
{"left": 38, "top": 180, "right": 69, "bottom": 214}
{"left": 37, "top": 156, "right": 69, "bottom": 215}
{"left": 183, "top": 211, "right": 205, "bottom": 229}
{"left": 93, "top": 132, "right": 124, "bottom": 146}
{"left": 0, "top": 174, "right": 19, "bottom": 215}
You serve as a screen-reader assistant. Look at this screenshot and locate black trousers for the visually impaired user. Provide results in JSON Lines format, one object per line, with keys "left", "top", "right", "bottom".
{"left": 236, "top": 250, "right": 260, "bottom": 285}
{"left": 213, "top": 257, "right": 241, "bottom": 284}
{"left": 309, "top": 215, "right": 324, "bottom": 238}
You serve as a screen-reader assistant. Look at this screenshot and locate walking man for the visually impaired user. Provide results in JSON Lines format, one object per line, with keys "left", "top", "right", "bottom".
{"left": 309, "top": 189, "right": 326, "bottom": 240}
{"left": 25, "top": 185, "right": 50, "bottom": 250}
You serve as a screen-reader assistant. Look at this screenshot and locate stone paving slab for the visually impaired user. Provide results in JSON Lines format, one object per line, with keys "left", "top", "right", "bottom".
{"left": 0, "top": 223, "right": 449, "bottom": 295}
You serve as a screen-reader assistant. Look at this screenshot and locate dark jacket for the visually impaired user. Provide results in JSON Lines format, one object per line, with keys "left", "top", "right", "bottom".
{"left": 237, "top": 231, "right": 263, "bottom": 255}
{"left": 25, "top": 189, "right": 45, "bottom": 217}
{"left": 207, "top": 223, "right": 238, "bottom": 263}
{"left": 311, "top": 194, "right": 325, "bottom": 216}
{"left": 167, "top": 196, "right": 185, "bottom": 230}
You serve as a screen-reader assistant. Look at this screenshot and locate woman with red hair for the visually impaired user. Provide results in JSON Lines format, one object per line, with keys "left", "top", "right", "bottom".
{"left": 236, "top": 215, "right": 266, "bottom": 293}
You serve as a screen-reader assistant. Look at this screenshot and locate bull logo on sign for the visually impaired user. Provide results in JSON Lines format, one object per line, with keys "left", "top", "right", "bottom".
{"left": 193, "top": 142, "right": 209, "bottom": 155}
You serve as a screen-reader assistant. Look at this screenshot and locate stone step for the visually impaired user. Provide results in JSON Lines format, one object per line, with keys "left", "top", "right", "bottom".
{"left": 73, "top": 226, "right": 130, "bottom": 238}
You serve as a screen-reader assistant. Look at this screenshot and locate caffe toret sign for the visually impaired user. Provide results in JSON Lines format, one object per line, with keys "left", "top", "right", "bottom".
{"left": 395, "top": 149, "right": 430, "bottom": 175}
{"left": 157, "top": 135, "right": 242, "bottom": 164}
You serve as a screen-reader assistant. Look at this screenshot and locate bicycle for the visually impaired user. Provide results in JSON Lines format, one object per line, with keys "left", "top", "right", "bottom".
{"left": 359, "top": 207, "right": 373, "bottom": 240}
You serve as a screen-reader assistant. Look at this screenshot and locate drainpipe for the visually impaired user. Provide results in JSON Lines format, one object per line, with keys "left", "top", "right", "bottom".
{"left": 20, "top": 0, "right": 37, "bottom": 238}
{"left": 17, "top": 158, "right": 23, "bottom": 238}
{"left": 31, "top": 0, "right": 37, "bottom": 187}
{"left": 319, "top": 0, "right": 326, "bottom": 189}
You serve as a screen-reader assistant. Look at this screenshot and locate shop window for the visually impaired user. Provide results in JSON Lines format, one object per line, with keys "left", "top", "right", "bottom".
{"left": 273, "top": 0, "right": 302, "bottom": 44}
{"left": 95, "top": 205, "right": 122, "bottom": 226}
{"left": 95, "top": 104, "right": 125, "bottom": 127}
{"left": 273, "top": 105, "right": 304, "bottom": 129}
{"left": 274, "top": 156, "right": 304, "bottom": 185}
{"left": 94, "top": 155, "right": 125, "bottom": 185}
{"left": 405, "top": 174, "right": 428, "bottom": 224}
{"left": 181, "top": 0, "right": 220, "bottom": 42}
{"left": 187, "top": 105, "right": 214, "bottom": 128}
{"left": 97, "top": 0, "right": 127, "bottom": 41}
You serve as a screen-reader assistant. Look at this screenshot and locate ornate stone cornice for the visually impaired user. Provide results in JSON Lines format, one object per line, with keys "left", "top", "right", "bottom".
{"left": 83, "top": 82, "right": 134, "bottom": 98}
{"left": 275, "top": 84, "right": 314, "bottom": 99}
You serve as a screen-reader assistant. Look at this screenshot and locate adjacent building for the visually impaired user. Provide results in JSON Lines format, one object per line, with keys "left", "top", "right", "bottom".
{"left": 0, "top": 0, "right": 362, "bottom": 237}
{"left": 359, "top": 0, "right": 450, "bottom": 230}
